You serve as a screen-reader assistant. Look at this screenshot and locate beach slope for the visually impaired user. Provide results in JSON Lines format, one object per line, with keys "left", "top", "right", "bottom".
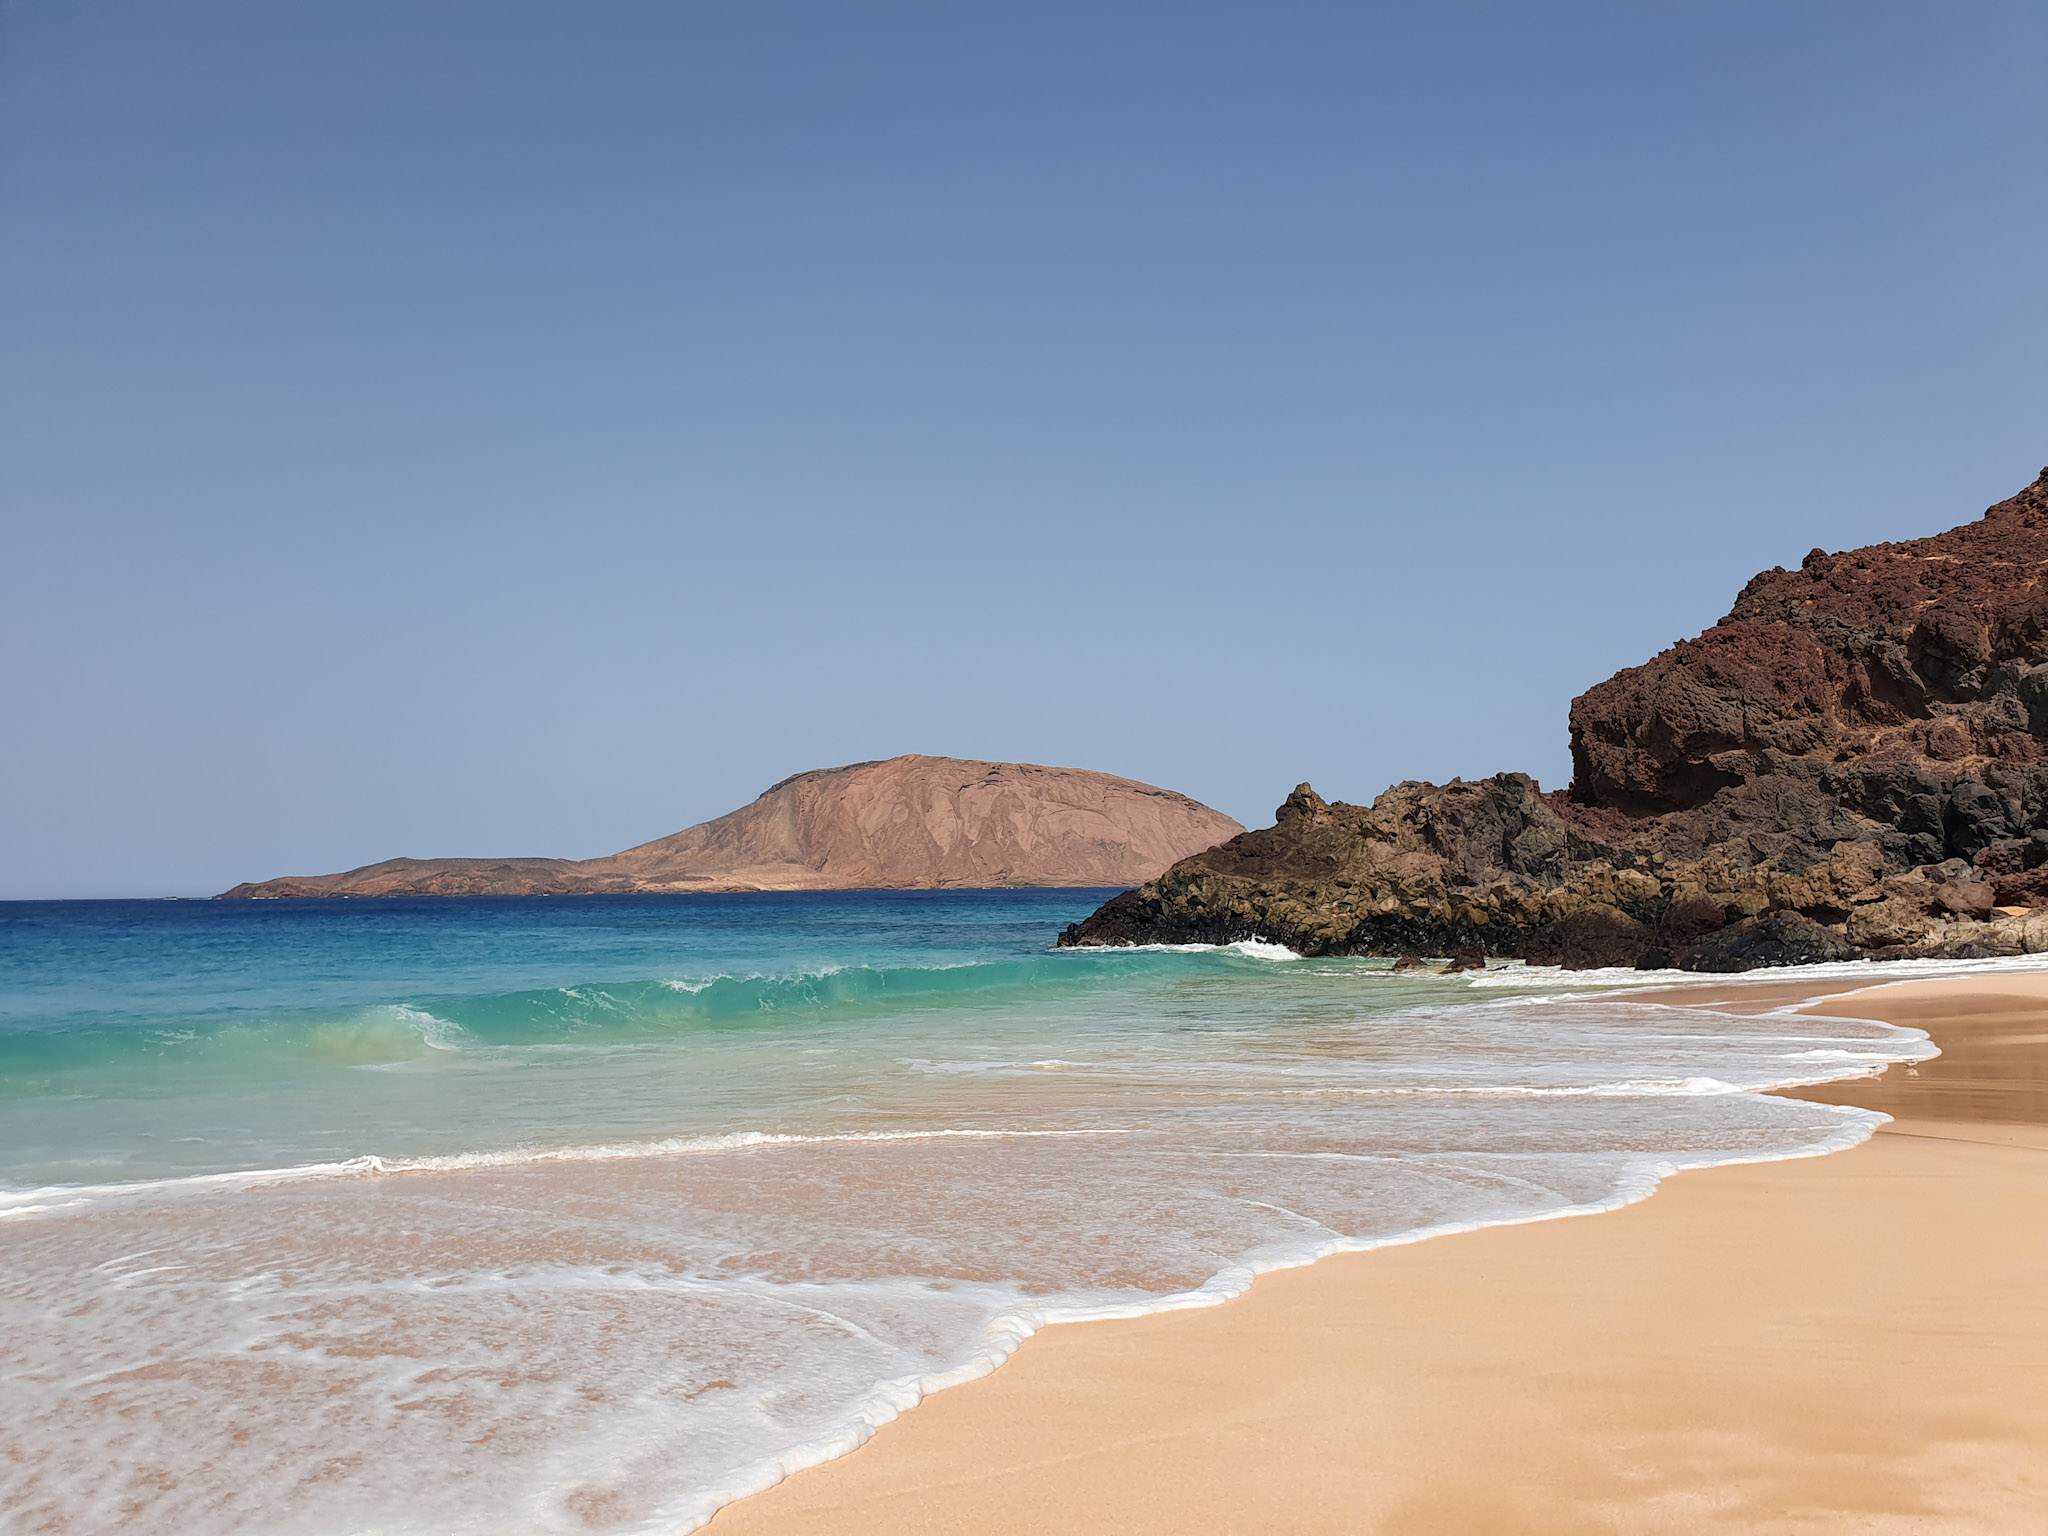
{"left": 711, "top": 972, "right": 2048, "bottom": 1533}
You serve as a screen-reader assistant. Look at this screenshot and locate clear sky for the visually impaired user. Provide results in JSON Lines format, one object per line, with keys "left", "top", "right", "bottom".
{"left": 3, "top": 2, "right": 2044, "bottom": 898}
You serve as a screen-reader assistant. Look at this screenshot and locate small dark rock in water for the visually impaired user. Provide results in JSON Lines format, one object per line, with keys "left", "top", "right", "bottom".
{"left": 1444, "top": 947, "right": 1487, "bottom": 973}
{"left": 1058, "top": 467, "right": 2048, "bottom": 970}
{"left": 1391, "top": 953, "right": 1428, "bottom": 972}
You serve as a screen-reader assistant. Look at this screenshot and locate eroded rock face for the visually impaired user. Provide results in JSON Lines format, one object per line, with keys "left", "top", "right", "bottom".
{"left": 220, "top": 757, "right": 1244, "bottom": 898}
{"left": 1062, "top": 468, "right": 2048, "bottom": 970}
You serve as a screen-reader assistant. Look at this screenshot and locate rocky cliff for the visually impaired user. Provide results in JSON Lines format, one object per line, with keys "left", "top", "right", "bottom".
{"left": 1062, "top": 468, "right": 2048, "bottom": 970}
{"left": 219, "top": 756, "right": 1244, "bottom": 898}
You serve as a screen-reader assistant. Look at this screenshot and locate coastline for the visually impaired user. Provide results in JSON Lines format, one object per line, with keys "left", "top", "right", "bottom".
{"left": 709, "top": 970, "right": 2048, "bottom": 1533}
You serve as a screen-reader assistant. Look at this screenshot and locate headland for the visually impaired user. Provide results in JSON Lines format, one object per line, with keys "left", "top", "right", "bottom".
{"left": 1064, "top": 469, "right": 2048, "bottom": 972}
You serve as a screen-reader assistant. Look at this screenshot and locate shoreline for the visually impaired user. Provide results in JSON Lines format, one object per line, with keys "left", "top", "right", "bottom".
{"left": 708, "top": 969, "right": 2048, "bottom": 1533}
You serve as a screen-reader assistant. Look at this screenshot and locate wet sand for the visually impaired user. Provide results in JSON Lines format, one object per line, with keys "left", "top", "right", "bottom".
{"left": 710, "top": 972, "right": 2048, "bottom": 1533}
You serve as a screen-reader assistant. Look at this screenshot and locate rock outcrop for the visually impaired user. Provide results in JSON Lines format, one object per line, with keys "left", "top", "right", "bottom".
{"left": 220, "top": 757, "right": 1243, "bottom": 898}
{"left": 1062, "top": 468, "right": 2048, "bottom": 970}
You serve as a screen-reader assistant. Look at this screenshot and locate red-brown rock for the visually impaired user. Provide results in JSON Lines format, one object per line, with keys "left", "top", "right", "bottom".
{"left": 1064, "top": 468, "right": 2048, "bottom": 970}
{"left": 220, "top": 757, "right": 1243, "bottom": 898}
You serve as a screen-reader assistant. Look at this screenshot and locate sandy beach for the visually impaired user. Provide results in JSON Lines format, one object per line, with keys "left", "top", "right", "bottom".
{"left": 711, "top": 971, "right": 2048, "bottom": 1534}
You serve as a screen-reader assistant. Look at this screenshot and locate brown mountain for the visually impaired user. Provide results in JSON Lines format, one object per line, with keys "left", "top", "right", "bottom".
{"left": 1063, "top": 467, "right": 2048, "bottom": 970}
{"left": 218, "top": 756, "right": 1244, "bottom": 898}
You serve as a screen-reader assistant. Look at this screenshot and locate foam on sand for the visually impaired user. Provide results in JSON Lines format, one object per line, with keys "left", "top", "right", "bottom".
{"left": 3, "top": 971, "right": 1945, "bottom": 1535}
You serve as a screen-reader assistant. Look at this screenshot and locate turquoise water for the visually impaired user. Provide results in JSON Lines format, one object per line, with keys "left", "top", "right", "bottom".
{"left": 0, "top": 890, "right": 1142, "bottom": 1183}
{"left": 1, "top": 892, "right": 1939, "bottom": 1534}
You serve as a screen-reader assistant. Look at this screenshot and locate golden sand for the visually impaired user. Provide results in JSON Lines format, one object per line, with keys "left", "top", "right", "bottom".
{"left": 710, "top": 972, "right": 2048, "bottom": 1533}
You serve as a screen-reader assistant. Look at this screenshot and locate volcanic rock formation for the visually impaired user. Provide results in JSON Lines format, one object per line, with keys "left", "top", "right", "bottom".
{"left": 221, "top": 757, "right": 1243, "bottom": 898}
{"left": 1062, "top": 468, "right": 2048, "bottom": 970}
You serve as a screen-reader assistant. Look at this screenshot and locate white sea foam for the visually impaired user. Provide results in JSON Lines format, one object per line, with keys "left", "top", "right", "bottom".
{"left": 387, "top": 1002, "right": 466, "bottom": 1050}
{"left": 641, "top": 1091, "right": 1893, "bottom": 1535}
{"left": 659, "top": 974, "right": 731, "bottom": 993}
{"left": 0, "top": 1126, "right": 1142, "bottom": 1216}
{"left": 1459, "top": 948, "right": 2048, "bottom": 989}
{"left": 0, "top": 957, "right": 1990, "bottom": 1536}
{"left": 1090, "top": 937, "right": 1304, "bottom": 960}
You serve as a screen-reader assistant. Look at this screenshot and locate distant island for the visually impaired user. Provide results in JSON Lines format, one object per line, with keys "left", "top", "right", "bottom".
{"left": 1064, "top": 467, "right": 2048, "bottom": 971}
{"left": 219, "top": 755, "right": 1244, "bottom": 898}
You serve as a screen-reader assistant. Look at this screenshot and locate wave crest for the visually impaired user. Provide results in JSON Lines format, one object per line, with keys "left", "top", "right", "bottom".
{"left": 0, "top": 947, "right": 1298, "bottom": 1073}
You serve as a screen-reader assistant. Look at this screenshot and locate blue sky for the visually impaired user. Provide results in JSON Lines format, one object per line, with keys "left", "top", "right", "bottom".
{"left": 3, "top": 2, "right": 2044, "bottom": 897}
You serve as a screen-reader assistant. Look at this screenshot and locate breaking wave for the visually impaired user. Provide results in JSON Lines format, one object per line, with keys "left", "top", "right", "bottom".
{"left": 0, "top": 945, "right": 1310, "bottom": 1074}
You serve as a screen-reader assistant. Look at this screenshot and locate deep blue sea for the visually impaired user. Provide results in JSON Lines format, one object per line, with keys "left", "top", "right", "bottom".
{"left": 1, "top": 892, "right": 1941, "bottom": 1533}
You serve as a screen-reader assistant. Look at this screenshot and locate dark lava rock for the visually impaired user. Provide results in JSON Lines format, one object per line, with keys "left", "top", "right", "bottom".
{"left": 1524, "top": 906, "right": 1654, "bottom": 970}
{"left": 1059, "top": 468, "right": 2048, "bottom": 969}
{"left": 1678, "top": 911, "right": 1859, "bottom": 973}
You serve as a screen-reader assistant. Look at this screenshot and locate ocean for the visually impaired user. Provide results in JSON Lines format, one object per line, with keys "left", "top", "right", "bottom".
{"left": 1, "top": 891, "right": 1944, "bottom": 1534}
